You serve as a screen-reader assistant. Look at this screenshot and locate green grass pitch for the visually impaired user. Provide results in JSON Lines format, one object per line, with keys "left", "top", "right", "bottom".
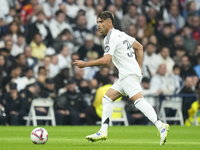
{"left": 0, "top": 126, "right": 199, "bottom": 150}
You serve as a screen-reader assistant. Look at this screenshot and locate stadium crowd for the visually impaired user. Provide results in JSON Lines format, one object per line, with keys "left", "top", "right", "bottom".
{"left": 0, "top": 0, "right": 200, "bottom": 126}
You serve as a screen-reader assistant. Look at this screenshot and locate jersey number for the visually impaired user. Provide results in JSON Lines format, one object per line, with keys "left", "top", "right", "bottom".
{"left": 123, "top": 40, "right": 135, "bottom": 57}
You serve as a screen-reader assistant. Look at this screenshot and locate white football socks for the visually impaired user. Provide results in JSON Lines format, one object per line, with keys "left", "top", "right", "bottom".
{"left": 134, "top": 98, "right": 163, "bottom": 130}
{"left": 100, "top": 95, "right": 113, "bottom": 132}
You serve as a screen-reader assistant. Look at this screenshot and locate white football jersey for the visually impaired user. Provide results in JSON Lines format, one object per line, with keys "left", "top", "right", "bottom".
{"left": 104, "top": 28, "right": 142, "bottom": 80}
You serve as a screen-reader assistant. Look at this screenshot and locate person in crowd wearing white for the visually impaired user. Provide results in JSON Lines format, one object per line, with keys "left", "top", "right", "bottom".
{"left": 14, "top": 68, "right": 36, "bottom": 92}
{"left": 49, "top": 10, "right": 73, "bottom": 39}
{"left": 49, "top": 54, "right": 59, "bottom": 78}
{"left": 42, "top": 0, "right": 60, "bottom": 20}
{"left": 157, "top": 47, "right": 175, "bottom": 76}
{"left": 11, "top": 33, "right": 26, "bottom": 57}
{"left": 57, "top": 45, "right": 71, "bottom": 70}
{"left": 141, "top": 77, "right": 159, "bottom": 110}
{"left": 150, "top": 64, "right": 176, "bottom": 95}
{"left": 73, "top": 11, "right": 169, "bottom": 145}
{"left": 63, "top": 0, "right": 80, "bottom": 20}
{"left": 143, "top": 43, "right": 161, "bottom": 76}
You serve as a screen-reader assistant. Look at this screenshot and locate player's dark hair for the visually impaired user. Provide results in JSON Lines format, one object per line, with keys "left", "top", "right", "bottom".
{"left": 97, "top": 11, "right": 114, "bottom": 25}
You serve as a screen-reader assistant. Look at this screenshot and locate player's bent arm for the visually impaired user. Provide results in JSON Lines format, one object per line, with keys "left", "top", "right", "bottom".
{"left": 84, "top": 54, "right": 112, "bottom": 67}
{"left": 132, "top": 40, "right": 143, "bottom": 69}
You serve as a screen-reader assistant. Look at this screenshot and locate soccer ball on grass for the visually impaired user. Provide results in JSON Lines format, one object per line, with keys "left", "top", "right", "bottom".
{"left": 31, "top": 127, "right": 48, "bottom": 144}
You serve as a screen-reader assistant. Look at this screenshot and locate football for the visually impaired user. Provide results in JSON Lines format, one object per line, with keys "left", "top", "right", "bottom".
{"left": 31, "top": 127, "right": 48, "bottom": 144}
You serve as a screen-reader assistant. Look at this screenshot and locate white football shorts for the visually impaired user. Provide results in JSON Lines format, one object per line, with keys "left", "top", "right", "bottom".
{"left": 111, "top": 74, "right": 142, "bottom": 98}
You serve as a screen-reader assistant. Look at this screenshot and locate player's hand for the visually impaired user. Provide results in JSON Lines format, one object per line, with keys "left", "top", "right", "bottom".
{"left": 73, "top": 60, "right": 86, "bottom": 68}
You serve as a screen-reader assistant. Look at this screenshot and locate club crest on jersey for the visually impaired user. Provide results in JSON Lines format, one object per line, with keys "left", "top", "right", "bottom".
{"left": 105, "top": 46, "right": 110, "bottom": 53}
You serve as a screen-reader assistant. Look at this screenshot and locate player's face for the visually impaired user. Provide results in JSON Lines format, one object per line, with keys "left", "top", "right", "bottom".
{"left": 97, "top": 17, "right": 109, "bottom": 35}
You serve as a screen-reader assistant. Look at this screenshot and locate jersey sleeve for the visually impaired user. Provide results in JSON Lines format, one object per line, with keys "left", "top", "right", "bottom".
{"left": 104, "top": 31, "right": 118, "bottom": 56}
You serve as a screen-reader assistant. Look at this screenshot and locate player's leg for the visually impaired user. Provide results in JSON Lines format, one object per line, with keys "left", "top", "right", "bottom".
{"left": 122, "top": 75, "right": 169, "bottom": 145}
{"left": 86, "top": 83, "right": 123, "bottom": 142}
{"left": 100, "top": 88, "right": 123, "bottom": 132}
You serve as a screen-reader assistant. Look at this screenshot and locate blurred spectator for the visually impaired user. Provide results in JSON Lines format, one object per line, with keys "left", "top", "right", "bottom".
{"left": 141, "top": 37, "right": 149, "bottom": 48}
{"left": 141, "top": 77, "right": 158, "bottom": 109}
{"left": 169, "top": 64, "right": 182, "bottom": 94}
{"left": 69, "top": 52, "right": 80, "bottom": 77}
{"left": 136, "top": 15, "right": 154, "bottom": 40}
{"left": 107, "top": 5, "right": 121, "bottom": 31}
{"left": 64, "top": 0, "right": 80, "bottom": 21}
{"left": 179, "top": 76, "right": 197, "bottom": 121}
{"left": 72, "top": 15, "right": 91, "bottom": 46}
{"left": 11, "top": 33, "right": 26, "bottom": 57}
{"left": 145, "top": 0, "right": 168, "bottom": 21}
{"left": 0, "top": 33, "right": 12, "bottom": 48}
{"left": 180, "top": 55, "right": 198, "bottom": 82}
{"left": 127, "top": 24, "right": 138, "bottom": 39}
{"left": 191, "top": 15, "right": 200, "bottom": 41}
{"left": 5, "top": 21, "right": 22, "bottom": 43}
{"left": 149, "top": 35, "right": 161, "bottom": 52}
{"left": 54, "top": 78, "right": 87, "bottom": 125}
{"left": 0, "top": 0, "right": 9, "bottom": 18}
{"left": 146, "top": 7, "right": 159, "bottom": 30}
{"left": 2, "top": 65, "right": 21, "bottom": 89}
{"left": 57, "top": 45, "right": 71, "bottom": 70}
{"left": 121, "top": 4, "right": 138, "bottom": 32}
{"left": 114, "top": 0, "right": 125, "bottom": 20}
{"left": 42, "top": 0, "right": 60, "bottom": 20}
{"left": 24, "top": 45, "right": 38, "bottom": 69}
{"left": 150, "top": 64, "right": 175, "bottom": 95}
{"left": 129, "top": 0, "right": 146, "bottom": 15}
{"left": 53, "top": 29, "right": 74, "bottom": 53}
{"left": 182, "top": 25, "right": 198, "bottom": 55}
{"left": 49, "top": 54, "right": 59, "bottom": 78}
{"left": 49, "top": 10, "right": 73, "bottom": 39}
{"left": 5, "top": 82, "right": 21, "bottom": 125}
{"left": 20, "top": 0, "right": 38, "bottom": 24}
{"left": 37, "top": 66, "right": 47, "bottom": 85}
{"left": 83, "top": 51, "right": 99, "bottom": 81}
{"left": 94, "top": 66, "right": 110, "bottom": 84}
{"left": 4, "top": 7, "right": 17, "bottom": 25}
{"left": 26, "top": 11, "right": 53, "bottom": 47}
{"left": 158, "top": 47, "right": 175, "bottom": 76}
{"left": 157, "top": 23, "right": 174, "bottom": 56}
{"left": 173, "top": 46, "right": 187, "bottom": 66}
{"left": 164, "top": 5, "right": 185, "bottom": 31}
{"left": 54, "top": 67, "right": 70, "bottom": 94}
{"left": 30, "top": 33, "right": 47, "bottom": 60}
{"left": 15, "top": 53, "right": 27, "bottom": 76}
{"left": 143, "top": 43, "right": 160, "bottom": 77}
{"left": 41, "top": 78, "right": 56, "bottom": 99}
{"left": 84, "top": 0, "right": 96, "bottom": 31}
{"left": 30, "top": 4, "right": 43, "bottom": 23}
{"left": 19, "top": 82, "right": 41, "bottom": 124}
{"left": 77, "top": 33, "right": 103, "bottom": 60}
{"left": 193, "top": 55, "right": 200, "bottom": 78}
{"left": 14, "top": 68, "right": 36, "bottom": 92}
{"left": 182, "top": 1, "right": 200, "bottom": 21}
{"left": 93, "top": 29, "right": 104, "bottom": 48}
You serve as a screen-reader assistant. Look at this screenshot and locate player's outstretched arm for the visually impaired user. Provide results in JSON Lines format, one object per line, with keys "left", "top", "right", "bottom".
{"left": 73, "top": 54, "right": 112, "bottom": 68}
{"left": 132, "top": 40, "right": 143, "bottom": 69}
